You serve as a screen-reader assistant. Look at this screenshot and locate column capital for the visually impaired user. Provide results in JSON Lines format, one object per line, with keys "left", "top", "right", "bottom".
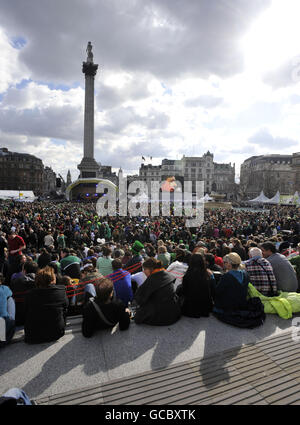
{"left": 82, "top": 61, "right": 98, "bottom": 77}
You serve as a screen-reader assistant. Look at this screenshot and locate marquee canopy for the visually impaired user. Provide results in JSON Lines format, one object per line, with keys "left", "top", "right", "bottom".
{"left": 248, "top": 191, "right": 271, "bottom": 204}
{"left": 0, "top": 190, "right": 36, "bottom": 202}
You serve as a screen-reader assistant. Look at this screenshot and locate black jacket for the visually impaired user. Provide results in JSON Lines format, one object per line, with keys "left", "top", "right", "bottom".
{"left": 10, "top": 273, "right": 36, "bottom": 326}
{"left": 82, "top": 298, "right": 130, "bottom": 338}
{"left": 179, "top": 271, "right": 213, "bottom": 318}
{"left": 134, "top": 270, "right": 181, "bottom": 326}
{"left": 24, "top": 285, "right": 68, "bottom": 343}
{"left": 213, "top": 270, "right": 250, "bottom": 313}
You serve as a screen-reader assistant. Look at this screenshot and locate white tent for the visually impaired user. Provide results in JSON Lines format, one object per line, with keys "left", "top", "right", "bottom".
{"left": 0, "top": 190, "right": 36, "bottom": 202}
{"left": 267, "top": 191, "right": 280, "bottom": 205}
{"left": 248, "top": 191, "right": 271, "bottom": 204}
{"left": 203, "top": 193, "right": 213, "bottom": 202}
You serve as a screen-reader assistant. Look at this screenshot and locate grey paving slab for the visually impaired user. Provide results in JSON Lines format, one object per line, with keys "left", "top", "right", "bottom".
{"left": 0, "top": 313, "right": 297, "bottom": 402}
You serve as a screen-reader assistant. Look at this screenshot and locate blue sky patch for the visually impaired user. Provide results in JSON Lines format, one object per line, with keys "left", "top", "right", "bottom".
{"left": 10, "top": 36, "right": 27, "bottom": 49}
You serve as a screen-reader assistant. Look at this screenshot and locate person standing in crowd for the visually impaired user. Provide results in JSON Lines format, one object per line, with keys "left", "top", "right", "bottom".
{"left": 244, "top": 247, "right": 277, "bottom": 296}
{"left": 7, "top": 229, "right": 26, "bottom": 283}
{"left": 0, "top": 231, "right": 7, "bottom": 274}
{"left": 261, "top": 242, "right": 298, "bottom": 292}
{"left": 57, "top": 231, "right": 66, "bottom": 250}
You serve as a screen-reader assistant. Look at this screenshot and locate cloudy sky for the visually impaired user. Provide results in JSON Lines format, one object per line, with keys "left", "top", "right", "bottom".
{"left": 1, "top": 0, "right": 300, "bottom": 183}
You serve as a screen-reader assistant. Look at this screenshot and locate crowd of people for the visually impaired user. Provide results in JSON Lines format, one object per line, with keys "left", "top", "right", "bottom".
{"left": 1, "top": 199, "right": 300, "bottom": 345}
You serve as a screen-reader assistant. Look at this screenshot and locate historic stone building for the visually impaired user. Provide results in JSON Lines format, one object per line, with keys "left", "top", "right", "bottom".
{"left": 137, "top": 151, "right": 236, "bottom": 199}
{"left": 0, "top": 147, "right": 45, "bottom": 195}
{"left": 43, "top": 166, "right": 57, "bottom": 195}
{"left": 240, "top": 154, "right": 295, "bottom": 199}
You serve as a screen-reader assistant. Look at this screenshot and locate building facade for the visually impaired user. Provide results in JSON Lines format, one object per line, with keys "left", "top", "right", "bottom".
{"left": 43, "top": 166, "right": 57, "bottom": 195}
{"left": 240, "top": 154, "right": 295, "bottom": 199}
{"left": 0, "top": 147, "right": 45, "bottom": 195}
{"left": 138, "top": 151, "right": 236, "bottom": 199}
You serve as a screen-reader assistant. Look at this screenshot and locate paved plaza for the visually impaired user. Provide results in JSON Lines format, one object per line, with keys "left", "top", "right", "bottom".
{"left": 1, "top": 313, "right": 300, "bottom": 404}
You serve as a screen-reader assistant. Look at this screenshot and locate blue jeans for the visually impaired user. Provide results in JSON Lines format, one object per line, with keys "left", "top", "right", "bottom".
{"left": 4, "top": 297, "right": 16, "bottom": 344}
{"left": 84, "top": 283, "right": 96, "bottom": 298}
{"left": 2, "top": 388, "right": 32, "bottom": 405}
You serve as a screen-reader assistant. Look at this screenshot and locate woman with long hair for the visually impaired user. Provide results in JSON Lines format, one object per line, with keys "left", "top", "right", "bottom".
{"left": 24, "top": 266, "right": 68, "bottom": 343}
{"left": 177, "top": 253, "right": 214, "bottom": 318}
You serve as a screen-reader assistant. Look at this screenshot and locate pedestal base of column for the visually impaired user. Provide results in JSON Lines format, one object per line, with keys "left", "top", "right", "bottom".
{"left": 77, "top": 157, "right": 101, "bottom": 179}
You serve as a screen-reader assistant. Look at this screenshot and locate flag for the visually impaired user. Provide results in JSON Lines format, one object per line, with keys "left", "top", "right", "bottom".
{"left": 142, "top": 156, "right": 145, "bottom": 161}
{"left": 150, "top": 156, "right": 152, "bottom": 160}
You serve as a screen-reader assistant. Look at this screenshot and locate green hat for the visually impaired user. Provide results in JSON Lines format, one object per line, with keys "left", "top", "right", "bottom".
{"left": 131, "top": 240, "right": 144, "bottom": 254}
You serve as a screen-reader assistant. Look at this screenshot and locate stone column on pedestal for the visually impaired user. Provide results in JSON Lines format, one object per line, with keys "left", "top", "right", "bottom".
{"left": 77, "top": 41, "right": 100, "bottom": 178}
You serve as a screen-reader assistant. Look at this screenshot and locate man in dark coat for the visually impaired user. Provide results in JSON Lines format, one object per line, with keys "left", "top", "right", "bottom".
{"left": 134, "top": 258, "right": 181, "bottom": 326}
{"left": 10, "top": 260, "right": 38, "bottom": 326}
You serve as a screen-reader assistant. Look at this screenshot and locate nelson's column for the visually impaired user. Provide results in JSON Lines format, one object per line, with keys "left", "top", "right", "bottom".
{"left": 77, "top": 41, "right": 100, "bottom": 178}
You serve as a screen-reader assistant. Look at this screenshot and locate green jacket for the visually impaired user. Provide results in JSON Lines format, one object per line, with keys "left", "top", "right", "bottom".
{"left": 248, "top": 283, "right": 300, "bottom": 319}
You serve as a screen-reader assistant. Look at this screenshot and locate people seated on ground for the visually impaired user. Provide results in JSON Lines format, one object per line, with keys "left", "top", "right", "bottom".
{"left": 60, "top": 248, "right": 81, "bottom": 279}
{"left": 96, "top": 246, "right": 113, "bottom": 277}
{"left": 24, "top": 266, "right": 68, "bottom": 344}
{"left": 289, "top": 243, "right": 300, "bottom": 290}
{"left": 231, "top": 238, "right": 247, "bottom": 261}
{"left": 204, "top": 253, "right": 223, "bottom": 273}
{"left": 107, "top": 259, "right": 133, "bottom": 307}
{"left": 213, "top": 253, "right": 250, "bottom": 313}
{"left": 50, "top": 252, "right": 61, "bottom": 274}
{"left": 10, "top": 260, "right": 38, "bottom": 326}
{"left": 9, "top": 254, "right": 27, "bottom": 283}
{"left": 121, "top": 250, "right": 132, "bottom": 267}
{"left": 243, "top": 247, "right": 278, "bottom": 297}
{"left": 0, "top": 273, "right": 16, "bottom": 345}
{"left": 261, "top": 242, "right": 298, "bottom": 292}
{"left": 157, "top": 245, "right": 171, "bottom": 268}
{"left": 60, "top": 275, "right": 76, "bottom": 314}
{"left": 44, "top": 230, "right": 54, "bottom": 249}
{"left": 176, "top": 253, "right": 214, "bottom": 318}
{"left": 76, "top": 261, "right": 104, "bottom": 307}
{"left": 37, "top": 248, "right": 52, "bottom": 269}
{"left": 213, "top": 253, "right": 265, "bottom": 328}
{"left": 81, "top": 277, "right": 131, "bottom": 338}
{"left": 211, "top": 248, "right": 224, "bottom": 269}
{"left": 134, "top": 258, "right": 181, "bottom": 326}
{"left": 131, "top": 270, "right": 147, "bottom": 294}
{"left": 166, "top": 248, "right": 189, "bottom": 290}
{"left": 124, "top": 241, "right": 144, "bottom": 273}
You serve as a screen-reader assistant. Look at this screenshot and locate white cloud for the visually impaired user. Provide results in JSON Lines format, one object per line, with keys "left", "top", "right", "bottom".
{"left": 2, "top": 0, "right": 300, "bottom": 183}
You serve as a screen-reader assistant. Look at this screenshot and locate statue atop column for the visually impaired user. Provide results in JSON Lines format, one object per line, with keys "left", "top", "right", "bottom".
{"left": 86, "top": 41, "right": 93, "bottom": 63}
{"left": 82, "top": 41, "right": 98, "bottom": 76}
